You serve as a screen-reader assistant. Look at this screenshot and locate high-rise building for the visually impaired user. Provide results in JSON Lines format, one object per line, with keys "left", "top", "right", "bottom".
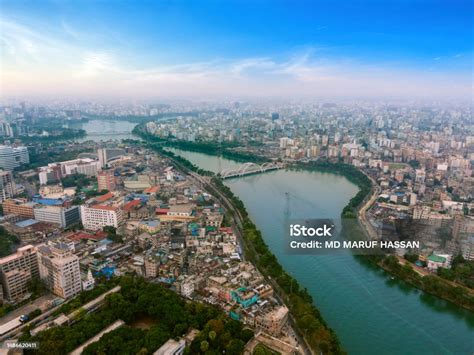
{"left": 80, "top": 205, "right": 123, "bottom": 230}
{"left": 37, "top": 243, "right": 82, "bottom": 299}
{"left": 97, "top": 148, "right": 126, "bottom": 168}
{"left": 0, "top": 121, "right": 14, "bottom": 138}
{"left": 144, "top": 256, "right": 159, "bottom": 278}
{"left": 38, "top": 165, "right": 63, "bottom": 185}
{"left": 33, "top": 205, "right": 81, "bottom": 228}
{"left": 0, "top": 245, "right": 39, "bottom": 302}
{"left": 97, "top": 170, "right": 117, "bottom": 192}
{"left": 0, "top": 145, "right": 29, "bottom": 171}
{"left": 0, "top": 170, "right": 16, "bottom": 202}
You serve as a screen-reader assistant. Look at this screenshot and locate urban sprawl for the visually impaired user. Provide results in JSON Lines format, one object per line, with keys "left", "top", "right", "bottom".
{"left": 0, "top": 100, "right": 472, "bottom": 354}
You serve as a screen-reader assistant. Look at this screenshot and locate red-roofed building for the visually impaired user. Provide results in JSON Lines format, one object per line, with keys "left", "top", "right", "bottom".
{"left": 156, "top": 208, "right": 169, "bottom": 215}
{"left": 219, "top": 227, "right": 233, "bottom": 234}
{"left": 144, "top": 185, "right": 160, "bottom": 195}
{"left": 95, "top": 192, "right": 115, "bottom": 203}
{"left": 123, "top": 199, "right": 141, "bottom": 213}
{"left": 94, "top": 230, "right": 109, "bottom": 239}
{"left": 90, "top": 204, "right": 119, "bottom": 211}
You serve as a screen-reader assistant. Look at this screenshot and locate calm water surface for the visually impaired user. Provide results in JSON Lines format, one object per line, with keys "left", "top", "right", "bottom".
{"left": 65, "top": 120, "right": 138, "bottom": 142}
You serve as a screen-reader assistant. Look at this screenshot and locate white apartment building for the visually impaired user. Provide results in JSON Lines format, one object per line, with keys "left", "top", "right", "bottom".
{"left": 0, "top": 145, "right": 29, "bottom": 171}
{"left": 180, "top": 276, "right": 195, "bottom": 298}
{"left": 38, "top": 158, "right": 101, "bottom": 185}
{"left": 37, "top": 243, "right": 82, "bottom": 299}
{"left": 0, "top": 170, "right": 16, "bottom": 202}
{"left": 98, "top": 148, "right": 126, "bottom": 168}
{"left": 80, "top": 205, "right": 123, "bottom": 230}
{"left": 279, "top": 137, "right": 292, "bottom": 148}
{"left": 33, "top": 205, "right": 81, "bottom": 228}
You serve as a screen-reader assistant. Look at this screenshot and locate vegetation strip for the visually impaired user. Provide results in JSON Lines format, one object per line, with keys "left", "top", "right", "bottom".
{"left": 21, "top": 277, "right": 254, "bottom": 355}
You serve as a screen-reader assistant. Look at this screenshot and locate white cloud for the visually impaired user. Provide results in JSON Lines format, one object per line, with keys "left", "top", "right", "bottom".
{"left": 0, "top": 17, "right": 471, "bottom": 100}
{"left": 77, "top": 52, "right": 120, "bottom": 78}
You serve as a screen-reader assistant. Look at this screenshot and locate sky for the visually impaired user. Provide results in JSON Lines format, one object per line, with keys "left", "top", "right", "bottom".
{"left": 0, "top": 0, "right": 472, "bottom": 100}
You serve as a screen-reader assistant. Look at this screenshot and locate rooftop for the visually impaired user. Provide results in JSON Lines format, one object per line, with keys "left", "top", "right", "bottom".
{"left": 428, "top": 254, "right": 446, "bottom": 263}
{"left": 15, "top": 219, "right": 39, "bottom": 228}
{"left": 95, "top": 192, "right": 115, "bottom": 203}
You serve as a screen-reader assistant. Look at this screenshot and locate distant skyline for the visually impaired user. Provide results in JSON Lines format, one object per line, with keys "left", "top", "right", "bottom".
{"left": 0, "top": 0, "right": 472, "bottom": 100}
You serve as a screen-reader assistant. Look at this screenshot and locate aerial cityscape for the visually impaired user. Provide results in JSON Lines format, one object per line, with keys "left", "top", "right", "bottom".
{"left": 0, "top": 1, "right": 472, "bottom": 355}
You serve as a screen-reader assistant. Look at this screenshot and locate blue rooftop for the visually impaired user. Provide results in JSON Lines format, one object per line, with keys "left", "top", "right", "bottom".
{"left": 15, "top": 219, "right": 39, "bottom": 228}
{"left": 33, "top": 197, "right": 65, "bottom": 206}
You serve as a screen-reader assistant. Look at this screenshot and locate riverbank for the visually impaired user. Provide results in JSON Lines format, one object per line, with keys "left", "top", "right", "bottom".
{"left": 14, "top": 129, "right": 86, "bottom": 144}
{"left": 133, "top": 124, "right": 271, "bottom": 163}
{"left": 373, "top": 255, "right": 474, "bottom": 312}
{"left": 296, "top": 159, "right": 474, "bottom": 312}
{"left": 147, "top": 143, "right": 343, "bottom": 354}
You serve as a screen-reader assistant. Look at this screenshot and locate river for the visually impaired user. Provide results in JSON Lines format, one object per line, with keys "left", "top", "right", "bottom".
{"left": 65, "top": 120, "right": 138, "bottom": 142}
{"left": 167, "top": 148, "right": 474, "bottom": 355}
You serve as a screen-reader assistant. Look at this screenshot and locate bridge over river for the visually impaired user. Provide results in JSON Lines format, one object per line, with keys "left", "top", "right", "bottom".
{"left": 218, "top": 162, "right": 284, "bottom": 179}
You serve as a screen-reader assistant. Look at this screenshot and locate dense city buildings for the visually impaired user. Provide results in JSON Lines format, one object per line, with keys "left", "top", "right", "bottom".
{"left": 0, "top": 135, "right": 306, "bottom": 352}
{"left": 0, "top": 0, "right": 471, "bottom": 352}
{"left": 139, "top": 101, "right": 474, "bottom": 264}
{"left": 0, "top": 96, "right": 472, "bottom": 355}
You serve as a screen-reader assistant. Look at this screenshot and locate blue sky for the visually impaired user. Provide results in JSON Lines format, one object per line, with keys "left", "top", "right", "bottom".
{"left": 1, "top": 0, "right": 472, "bottom": 99}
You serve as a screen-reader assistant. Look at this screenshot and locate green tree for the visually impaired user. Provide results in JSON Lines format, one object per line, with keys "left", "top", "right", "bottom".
{"left": 208, "top": 330, "right": 217, "bottom": 341}
{"left": 226, "top": 339, "right": 245, "bottom": 355}
{"left": 200, "top": 340, "right": 209, "bottom": 352}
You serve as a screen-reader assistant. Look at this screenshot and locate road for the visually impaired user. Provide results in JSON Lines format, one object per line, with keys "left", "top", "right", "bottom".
{"left": 188, "top": 172, "right": 246, "bottom": 255}
{"left": 0, "top": 294, "right": 55, "bottom": 324}
{"left": 358, "top": 171, "right": 381, "bottom": 240}
{"left": 0, "top": 297, "right": 65, "bottom": 341}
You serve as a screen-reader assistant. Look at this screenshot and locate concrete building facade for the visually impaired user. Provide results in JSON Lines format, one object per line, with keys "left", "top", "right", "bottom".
{"left": 38, "top": 243, "right": 82, "bottom": 299}
{"left": 0, "top": 245, "right": 39, "bottom": 302}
